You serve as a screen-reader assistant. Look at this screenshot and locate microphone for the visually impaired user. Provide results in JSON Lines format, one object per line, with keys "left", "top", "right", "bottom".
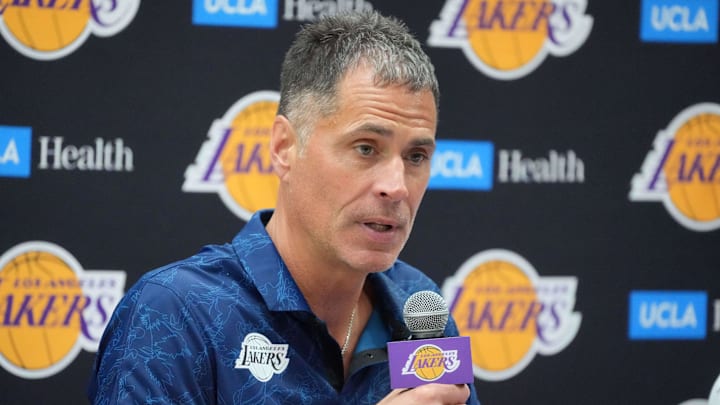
{"left": 403, "top": 290, "right": 450, "bottom": 339}
{"left": 387, "top": 290, "right": 474, "bottom": 389}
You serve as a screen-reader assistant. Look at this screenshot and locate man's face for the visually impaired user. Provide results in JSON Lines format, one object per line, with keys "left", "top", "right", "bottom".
{"left": 284, "top": 65, "right": 437, "bottom": 274}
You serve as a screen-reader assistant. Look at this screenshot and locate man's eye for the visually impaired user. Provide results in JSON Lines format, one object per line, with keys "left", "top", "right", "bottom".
{"left": 408, "top": 152, "right": 429, "bottom": 164}
{"left": 355, "top": 144, "right": 375, "bottom": 156}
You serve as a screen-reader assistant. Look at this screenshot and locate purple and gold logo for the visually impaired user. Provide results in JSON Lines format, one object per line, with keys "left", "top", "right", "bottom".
{"left": 442, "top": 249, "right": 581, "bottom": 381}
{"left": 630, "top": 102, "right": 720, "bottom": 232}
{"left": 0, "top": 241, "right": 125, "bottom": 379}
{"left": 0, "top": 0, "right": 140, "bottom": 61}
{"left": 388, "top": 336, "right": 473, "bottom": 388}
{"left": 401, "top": 343, "right": 460, "bottom": 382}
{"left": 427, "top": 0, "right": 593, "bottom": 80}
{"left": 183, "top": 91, "right": 280, "bottom": 220}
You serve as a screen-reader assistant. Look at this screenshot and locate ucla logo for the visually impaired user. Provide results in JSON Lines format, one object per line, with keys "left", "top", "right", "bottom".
{"left": 183, "top": 91, "right": 279, "bottom": 220}
{"left": 192, "top": 0, "right": 279, "bottom": 28}
{"left": 0, "top": 125, "right": 31, "bottom": 178}
{"left": 427, "top": 0, "right": 593, "bottom": 80}
{"left": 629, "top": 103, "right": 720, "bottom": 232}
{"left": 629, "top": 291, "right": 707, "bottom": 340}
{"left": 234, "top": 332, "right": 290, "bottom": 382}
{"left": 400, "top": 344, "right": 460, "bottom": 382}
{"left": 0, "top": 241, "right": 125, "bottom": 379}
{"left": 640, "top": 0, "right": 718, "bottom": 43}
{"left": 442, "top": 249, "right": 581, "bottom": 381}
{"left": 429, "top": 140, "right": 494, "bottom": 191}
{"left": 0, "top": 0, "right": 140, "bottom": 61}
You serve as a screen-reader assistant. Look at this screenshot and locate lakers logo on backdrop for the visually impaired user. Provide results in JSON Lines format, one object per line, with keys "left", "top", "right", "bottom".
{"left": 0, "top": 241, "right": 125, "bottom": 379}
{"left": 428, "top": 0, "right": 593, "bottom": 80}
{"left": 442, "top": 249, "right": 581, "bottom": 381}
{"left": 0, "top": 0, "right": 140, "bottom": 60}
{"left": 183, "top": 91, "right": 280, "bottom": 220}
{"left": 630, "top": 102, "right": 720, "bottom": 232}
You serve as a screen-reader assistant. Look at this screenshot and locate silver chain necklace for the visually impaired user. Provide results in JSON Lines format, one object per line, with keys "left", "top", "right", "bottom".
{"left": 340, "top": 304, "right": 357, "bottom": 355}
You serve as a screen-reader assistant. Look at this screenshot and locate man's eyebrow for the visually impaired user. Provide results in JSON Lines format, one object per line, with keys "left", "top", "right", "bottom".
{"left": 412, "top": 137, "right": 436, "bottom": 148}
{"left": 351, "top": 124, "right": 436, "bottom": 147}
{"left": 353, "top": 123, "right": 393, "bottom": 137}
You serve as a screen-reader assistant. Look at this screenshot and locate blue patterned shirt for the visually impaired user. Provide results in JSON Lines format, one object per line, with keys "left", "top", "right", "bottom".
{"left": 88, "top": 210, "right": 479, "bottom": 404}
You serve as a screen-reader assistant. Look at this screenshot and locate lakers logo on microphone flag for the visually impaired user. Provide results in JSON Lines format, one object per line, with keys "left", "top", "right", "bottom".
{"left": 387, "top": 336, "right": 473, "bottom": 388}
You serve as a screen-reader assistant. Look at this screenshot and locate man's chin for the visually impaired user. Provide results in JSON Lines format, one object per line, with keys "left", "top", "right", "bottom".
{"left": 349, "top": 251, "right": 400, "bottom": 273}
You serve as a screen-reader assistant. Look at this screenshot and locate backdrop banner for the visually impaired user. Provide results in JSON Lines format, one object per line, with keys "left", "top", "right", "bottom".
{"left": 1, "top": 1, "right": 719, "bottom": 404}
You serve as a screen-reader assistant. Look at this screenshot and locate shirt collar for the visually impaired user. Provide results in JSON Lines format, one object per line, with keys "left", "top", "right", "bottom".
{"left": 232, "top": 209, "right": 311, "bottom": 313}
{"left": 366, "top": 272, "right": 412, "bottom": 341}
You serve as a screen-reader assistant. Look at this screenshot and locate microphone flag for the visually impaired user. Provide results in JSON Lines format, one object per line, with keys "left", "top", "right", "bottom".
{"left": 387, "top": 336, "right": 473, "bottom": 388}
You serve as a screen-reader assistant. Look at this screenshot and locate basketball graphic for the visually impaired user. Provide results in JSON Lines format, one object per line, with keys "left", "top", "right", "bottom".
{"left": 443, "top": 249, "right": 581, "bottom": 381}
{"left": 0, "top": 242, "right": 84, "bottom": 379}
{"left": 427, "top": 0, "right": 593, "bottom": 80}
{"left": 455, "top": 259, "right": 537, "bottom": 372}
{"left": 1, "top": 0, "right": 90, "bottom": 52}
{"left": 244, "top": 334, "right": 274, "bottom": 382}
{"left": 0, "top": 0, "right": 140, "bottom": 60}
{"left": 235, "top": 332, "right": 290, "bottom": 382}
{"left": 630, "top": 103, "right": 720, "bottom": 232}
{"left": 462, "top": 0, "right": 548, "bottom": 71}
{"left": 183, "top": 91, "right": 281, "bottom": 221}
{"left": 0, "top": 241, "right": 126, "bottom": 379}
{"left": 412, "top": 345, "right": 446, "bottom": 381}
{"left": 664, "top": 112, "right": 720, "bottom": 222}
{"left": 0, "top": 250, "right": 82, "bottom": 370}
{"left": 220, "top": 99, "right": 280, "bottom": 216}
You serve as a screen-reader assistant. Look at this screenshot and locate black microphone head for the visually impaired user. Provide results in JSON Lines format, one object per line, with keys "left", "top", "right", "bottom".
{"left": 403, "top": 290, "right": 449, "bottom": 339}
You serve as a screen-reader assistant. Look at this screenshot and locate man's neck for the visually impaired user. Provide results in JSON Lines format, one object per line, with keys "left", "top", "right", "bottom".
{"left": 265, "top": 208, "right": 366, "bottom": 324}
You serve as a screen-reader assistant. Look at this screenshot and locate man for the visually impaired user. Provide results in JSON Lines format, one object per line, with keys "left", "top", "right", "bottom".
{"left": 89, "top": 10, "right": 479, "bottom": 404}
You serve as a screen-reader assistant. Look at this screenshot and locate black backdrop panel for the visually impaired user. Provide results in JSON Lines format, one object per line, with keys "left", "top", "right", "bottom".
{"left": 1, "top": 1, "right": 719, "bottom": 404}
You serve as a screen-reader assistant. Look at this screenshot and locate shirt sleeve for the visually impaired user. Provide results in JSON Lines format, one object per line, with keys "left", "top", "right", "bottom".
{"left": 88, "top": 279, "right": 214, "bottom": 404}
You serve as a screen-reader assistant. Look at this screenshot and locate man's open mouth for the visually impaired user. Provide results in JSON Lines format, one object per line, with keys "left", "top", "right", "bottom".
{"left": 365, "top": 222, "right": 393, "bottom": 232}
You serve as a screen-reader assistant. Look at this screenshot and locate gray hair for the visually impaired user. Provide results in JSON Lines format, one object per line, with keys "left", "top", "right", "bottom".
{"left": 278, "top": 11, "right": 439, "bottom": 148}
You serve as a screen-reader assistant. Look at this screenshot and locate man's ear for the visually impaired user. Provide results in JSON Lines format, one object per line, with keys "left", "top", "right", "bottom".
{"left": 270, "top": 115, "right": 296, "bottom": 179}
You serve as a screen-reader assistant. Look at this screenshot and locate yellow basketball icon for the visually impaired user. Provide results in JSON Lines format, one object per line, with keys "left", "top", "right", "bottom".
{"left": 220, "top": 99, "right": 280, "bottom": 214}
{"left": 182, "top": 91, "right": 281, "bottom": 220}
{"left": 1, "top": 1, "right": 90, "bottom": 52}
{"left": 462, "top": 0, "right": 548, "bottom": 71}
{"left": 413, "top": 345, "right": 446, "bottom": 381}
{"left": 0, "top": 250, "right": 83, "bottom": 373}
{"left": 664, "top": 112, "right": 720, "bottom": 222}
{"left": 0, "top": 0, "right": 139, "bottom": 60}
{"left": 451, "top": 259, "right": 537, "bottom": 372}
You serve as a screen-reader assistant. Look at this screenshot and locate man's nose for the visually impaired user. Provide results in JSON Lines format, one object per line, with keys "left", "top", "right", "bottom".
{"left": 374, "top": 156, "right": 409, "bottom": 202}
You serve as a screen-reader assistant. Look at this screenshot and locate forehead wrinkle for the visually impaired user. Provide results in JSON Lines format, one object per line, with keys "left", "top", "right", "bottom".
{"left": 347, "top": 102, "right": 437, "bottom": 134}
